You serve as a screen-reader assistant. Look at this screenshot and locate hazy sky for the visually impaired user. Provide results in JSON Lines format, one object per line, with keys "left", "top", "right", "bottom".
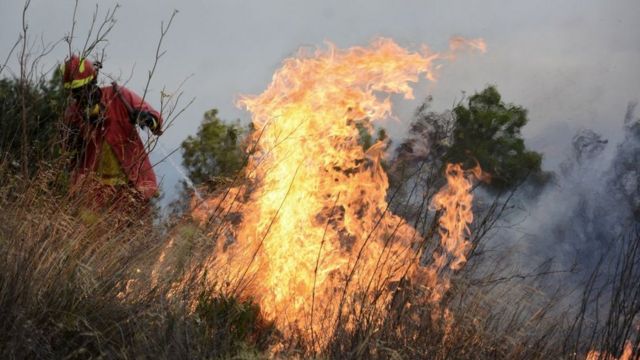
{"left": 1, "top": 0, "right": 639, "bottom": 204}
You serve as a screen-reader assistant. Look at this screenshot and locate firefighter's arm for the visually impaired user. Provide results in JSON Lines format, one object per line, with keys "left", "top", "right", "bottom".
{"left": 120, "top": 87, "right": 164, "bottom": 135}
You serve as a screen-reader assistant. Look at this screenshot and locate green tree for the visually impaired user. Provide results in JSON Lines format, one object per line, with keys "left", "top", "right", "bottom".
{"left": 357, "top": 123, "right": 389, "bottom": 151}
{"left": 181, "top": 109, "right": 247, "bottom": 190}
{"left": 445, "top": 86, "right": 544, "bottom": 190}
{"left": 393, "top": 87, "right": 545, "bottom": 192}
{"left": 0, "top": 69, "right": 66, "bottom": 173}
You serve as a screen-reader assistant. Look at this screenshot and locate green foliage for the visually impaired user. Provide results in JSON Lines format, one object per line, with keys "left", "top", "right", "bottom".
{"left": 357, "top": 122, "right": 388, "bottom": 151}
{"left": 0, "top": 69, "right": 66, "bottom": 172}
{"left": 195, "top": 288, "right": 275, "bottom": 353}
{"left": 446, "top": 86, "right": 544, "bottom": 189}
{"left": 181, "top": 109, "right": 247, "bottom": 190}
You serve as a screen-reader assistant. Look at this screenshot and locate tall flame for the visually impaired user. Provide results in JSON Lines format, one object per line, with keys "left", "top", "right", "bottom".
{"left": 421, "top": 163, "right": 477, "bottom": 305}
{"left": 191, "top": 37, "right": 485, "bottom": 340}
{"left": 586, "top": 341, "right": 634, "bottom": 360}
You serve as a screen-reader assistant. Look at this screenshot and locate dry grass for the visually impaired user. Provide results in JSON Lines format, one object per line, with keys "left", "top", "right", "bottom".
{"left": 0, "top": 162, "right": 637, "bottom": 359}
{"left": 0, "top": 165, "right": 271, "bottom": 359}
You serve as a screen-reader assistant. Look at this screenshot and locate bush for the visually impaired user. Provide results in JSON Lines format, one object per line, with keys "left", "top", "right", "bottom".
{"left": 0, "top": 70, "right": 66, "bottom": 175}
{"left": 181, "top": 109, "right": 249, "bottom": 190}
{"left": 195, "top": 289, "right": 275, "bottom": 353}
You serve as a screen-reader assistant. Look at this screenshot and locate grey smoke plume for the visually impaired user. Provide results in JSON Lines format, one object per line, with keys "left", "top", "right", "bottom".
{"left": 389, "top": 97, "right": 639, "bottom": 281}
{"left": 482, "top": 102, "right": 640, "bottom": 290}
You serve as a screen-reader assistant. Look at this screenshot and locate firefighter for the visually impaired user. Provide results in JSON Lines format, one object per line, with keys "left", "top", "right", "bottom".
{"left": 62, "top": 55, "right": 163, "bottom": 212}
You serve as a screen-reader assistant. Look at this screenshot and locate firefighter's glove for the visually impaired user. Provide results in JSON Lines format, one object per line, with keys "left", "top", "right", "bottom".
{"left": 133, "top": 110, "right": 160, "bottom": 134}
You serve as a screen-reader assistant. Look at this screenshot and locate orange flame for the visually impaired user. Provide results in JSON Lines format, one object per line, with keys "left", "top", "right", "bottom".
{"left": 419, "top": 163, "right": 477, "bottom": 305}
{"left": 586, "top": 341, "right": 634, "bottom": 360}
{"left": 191, "top": 37, "right": 485, "bottom": 341}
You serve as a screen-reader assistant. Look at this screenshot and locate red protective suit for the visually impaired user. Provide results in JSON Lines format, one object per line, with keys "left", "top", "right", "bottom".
{"left": 64, "top": 85, "right": 162, "bottom": 200}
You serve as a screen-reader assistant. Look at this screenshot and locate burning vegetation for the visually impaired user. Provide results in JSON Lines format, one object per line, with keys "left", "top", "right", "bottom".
{"left": 188, "top": 38, "right": 485, "bottom": 344}
{"left": 0, "top": 4, "right": 638, "bottom": 358}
